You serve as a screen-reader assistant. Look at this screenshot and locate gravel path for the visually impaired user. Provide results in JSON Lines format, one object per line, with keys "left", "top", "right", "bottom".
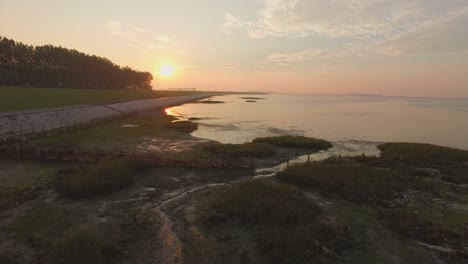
{"left": 0, "top": 94, "right": 213, "bottom": 141}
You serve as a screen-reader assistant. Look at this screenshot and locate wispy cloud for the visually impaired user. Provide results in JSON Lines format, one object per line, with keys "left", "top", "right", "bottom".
{"left": 135, "top": 27, "right": 145, "bottom": 33}
{"left": 222, "top": 0, "right": 468, "bottom": 39}
{"left": 154, "top": 35, "right": 173, "bottom": 43}
{"left": 231, "top": 1, "right": 468, "bottom": 63}
{"left": 105, "top": 20, "right": 124, "bottom": 35}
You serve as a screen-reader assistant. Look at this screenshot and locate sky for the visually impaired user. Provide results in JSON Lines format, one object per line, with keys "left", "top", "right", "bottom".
{"left": 1, "top": 0, "right": 468, "bottom": 97}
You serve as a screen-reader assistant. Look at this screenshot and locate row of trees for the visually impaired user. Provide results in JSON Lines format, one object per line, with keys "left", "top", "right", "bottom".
{"left": 0, "top": 36, "right": 153, "bottom": 90}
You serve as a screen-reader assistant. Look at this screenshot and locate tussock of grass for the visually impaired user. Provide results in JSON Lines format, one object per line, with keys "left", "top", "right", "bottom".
{"left": 165, "top": 120, "right": 198, "bottom": 133}
{"left": 50, "top": 228, "right": 119, "bottom": 264}
{"left": 378, "top": 143, "right": 468, "bottom": 184}
{"left": 201, "top": 142, "right": 276, "bottom": 158}
{"left": 381, "top": 207, "right": 468, "bottom": 251}
{"left": 277, "top": 162, "right": 437, "bottom": 203}
{"left": 200, "top": 180, "right": 351, "bottom": 263}
{"left": 55, "top": 159, "right": 143, "bottom": 198}
{"left": 253, "top": 135, "right": 332, "bottom": 150}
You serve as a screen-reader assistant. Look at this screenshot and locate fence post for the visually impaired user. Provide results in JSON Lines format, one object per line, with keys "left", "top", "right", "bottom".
{"left": 307, "top": 154, "right": 310, "bottom": 163}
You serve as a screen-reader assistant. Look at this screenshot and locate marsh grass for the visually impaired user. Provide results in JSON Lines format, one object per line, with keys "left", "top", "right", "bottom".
{"left": 278, "top": 163, "right": 399, "bottom": 202}
{"left": 277, "top": 162, "right": 439, "bottom": 203}
{"left": 201, "top": 142, "right": 276, "bottom": 158}
{"left": 381, "top": 207, "right": 468, "bottom": 251}
{"left": 199, "top": 180, "right": 351, "bottom": 264}
{"left": 378, "top": 143, "right": 468, "bottom": 184}
{"left": 49, "top": 228, "right": 119, "bottom": 264}
{"left": 55, "top": 159, "right": 145, "bottom": 198}
{"left": 253, "top": 135, "right": 332, "bottom": 150}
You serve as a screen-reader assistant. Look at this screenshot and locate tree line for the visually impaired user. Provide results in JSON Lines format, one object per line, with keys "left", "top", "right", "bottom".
{"left": 0, "top": 36, "right": 153, "bottom": 90}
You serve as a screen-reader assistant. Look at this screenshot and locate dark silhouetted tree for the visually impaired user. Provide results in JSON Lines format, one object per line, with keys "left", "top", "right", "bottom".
{"left": 0, "top": 36, "right": 153, "bottom": 90}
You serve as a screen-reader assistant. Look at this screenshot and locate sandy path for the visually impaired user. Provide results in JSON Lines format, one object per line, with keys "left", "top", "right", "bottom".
{"left": 0, "top": 94, "right": 213, "bottom": 141}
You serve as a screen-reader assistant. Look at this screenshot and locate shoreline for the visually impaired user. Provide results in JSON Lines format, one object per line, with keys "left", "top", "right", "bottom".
{"left": 0, "top": 94, "right": 214, "bottom": 142}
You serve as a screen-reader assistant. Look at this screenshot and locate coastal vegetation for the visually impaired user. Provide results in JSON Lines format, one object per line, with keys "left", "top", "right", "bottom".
{"left": 276, "top": 143, "right": 468, "bottom": 262}
{"left": 54, "top": 159, "right": 144, "bottom": 198}
{"left": 197, "top": 180, "right": 351, "bottom": 264}
{"left": 253, "top": 135, "right": 333, "bottom": 150}
{"left": 200, "top": 142, "right": 277, "bottom": 158}
{"left": 0, "top": 36, "right": 152, "bottom": 90}
{"left": 49, "top": 228, "right": 118, "bottom": 264}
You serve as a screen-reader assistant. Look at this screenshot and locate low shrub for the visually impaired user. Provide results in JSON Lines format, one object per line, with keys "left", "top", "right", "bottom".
{"left": 55, "top": 159, "right": 137, "bottom": 198}
{"left": 253, "top": 135, "right": 332, "bottom": 150}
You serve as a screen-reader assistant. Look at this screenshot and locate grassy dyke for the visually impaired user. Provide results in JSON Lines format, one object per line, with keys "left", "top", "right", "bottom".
{"left": 199, "top": 180, "right": 351, "bottom": 264}
{"left": 200, "top": 142, "right": 276, "bottom": 158}
{"left": 253, "top": 135, "right": 332, "bottom": 150}
{"left": 0, "top": 86, "right": 203, "bottom": 112}
{"left": 55, "top": 159, "right": 147, "bottom": 198}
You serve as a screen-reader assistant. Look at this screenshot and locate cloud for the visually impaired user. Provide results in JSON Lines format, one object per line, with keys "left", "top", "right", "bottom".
{"left": 222, "top": 0, "right": 468, "bottom": 40}
{"left": 135, "top": 27, "right": 145, "bottom": 33}
{"left": 105, "top": 21, "right": 121, "bottom": 30}
{"left": 266, "top": 48, "right": 353, "bottom": 62}
{"left": 154, "top": 35, "right": 173, "bottom": 43}
{"left": 105, "top": 20, "right": 124, "bottom": 35}
{"left": 244, "top": 1, "right": 468, "bottom": 63}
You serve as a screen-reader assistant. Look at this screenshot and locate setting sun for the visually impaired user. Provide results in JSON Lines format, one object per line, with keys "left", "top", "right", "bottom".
{"left": 158, "top": 64, "right": 176, "bottom": 78}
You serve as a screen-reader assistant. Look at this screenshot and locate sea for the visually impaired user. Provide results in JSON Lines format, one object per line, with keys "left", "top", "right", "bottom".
{"left": 166, "top": 93, "right": 468, "bottom": 151}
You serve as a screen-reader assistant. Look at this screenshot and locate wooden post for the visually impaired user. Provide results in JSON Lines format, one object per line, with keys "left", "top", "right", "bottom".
{"left": 287, "top": 160, "right": 290, "bottom": 168}
{"left": 307, "top": 154, "right": 310, "bottom": 163}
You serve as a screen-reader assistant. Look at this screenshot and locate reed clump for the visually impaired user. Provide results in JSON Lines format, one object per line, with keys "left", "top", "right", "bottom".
{"left": 55, "top": 159, "right": 145, "bottom": 198}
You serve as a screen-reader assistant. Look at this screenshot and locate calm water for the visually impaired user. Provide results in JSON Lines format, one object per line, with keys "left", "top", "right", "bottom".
{"left": 167, "top": 94, "right": 468, "bottom": 150}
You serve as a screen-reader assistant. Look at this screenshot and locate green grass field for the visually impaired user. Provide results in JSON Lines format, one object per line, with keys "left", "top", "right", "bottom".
{"left": 0, "top": 86, "right": 203, "bottom": 112}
